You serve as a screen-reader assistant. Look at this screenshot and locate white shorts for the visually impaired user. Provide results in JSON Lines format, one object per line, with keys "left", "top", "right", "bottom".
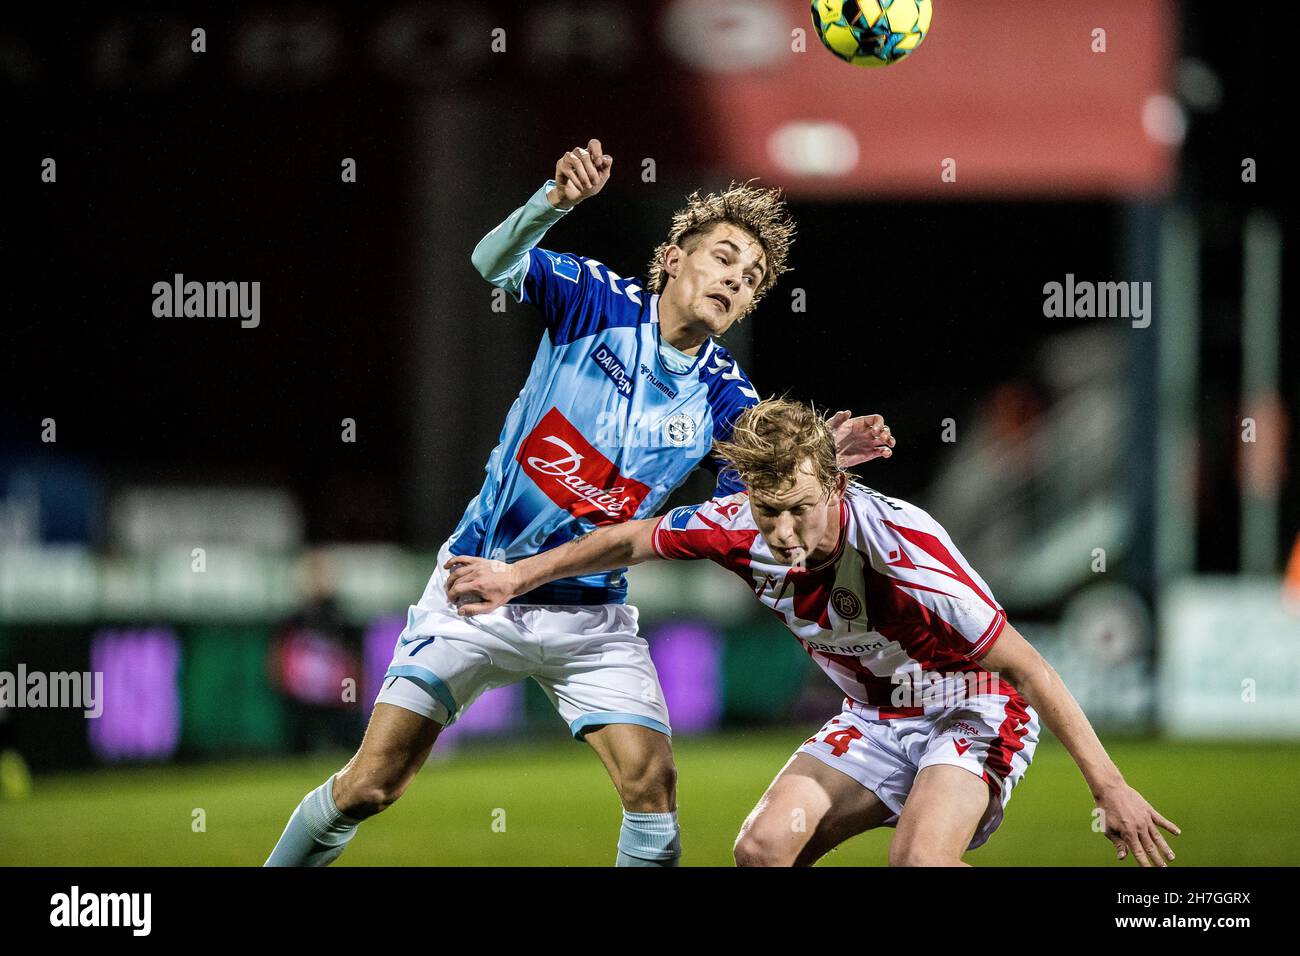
{"left": 375, "top": 541, "right": 671, "bottom": 739}
{"left": 797, "top": 694, "right": 1039, "bottom": 850}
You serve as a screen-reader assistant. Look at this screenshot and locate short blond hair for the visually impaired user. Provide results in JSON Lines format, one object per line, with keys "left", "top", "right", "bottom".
{"left": 646, "top": 180, "right": 796, "bottom": 317}
{"left": 711, "top": 398, "right": 841, "bottom": 497}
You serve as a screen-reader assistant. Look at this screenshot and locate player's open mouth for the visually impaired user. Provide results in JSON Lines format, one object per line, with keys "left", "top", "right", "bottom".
{"left": 707, "top": 293, "right": 730, "bottom": 313}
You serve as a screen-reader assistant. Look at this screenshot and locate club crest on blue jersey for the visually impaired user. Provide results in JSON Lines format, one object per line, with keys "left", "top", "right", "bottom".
{"left": 589, "top": 341, "right": 633, "bottom": 399}
{"left": 663, "top": 412, "right": 697, "bottom": 447}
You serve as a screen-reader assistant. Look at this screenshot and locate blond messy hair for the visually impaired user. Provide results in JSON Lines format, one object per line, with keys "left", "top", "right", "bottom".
{"left": 711, "top": 397, "right": 842, "bottom": 497}
{"left": 646, "top": 180, "right": 796, "bottom": 317}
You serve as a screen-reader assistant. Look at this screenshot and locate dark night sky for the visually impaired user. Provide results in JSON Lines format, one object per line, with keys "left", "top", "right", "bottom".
{"left": 2, "top": 5, "right": 1291, "bottom": 558}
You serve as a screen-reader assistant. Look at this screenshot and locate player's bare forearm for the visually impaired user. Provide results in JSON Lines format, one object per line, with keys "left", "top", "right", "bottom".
{"left": 1010, "top": 659, "right": 1121, "bottom": 795}
{"left": 444, "top": 518, "right": 658, "bottom": 615}
{"left": 515, "top": 519, "right": 658, "bottom": 593}
{"left": 982, "top": 622, "right": 1180, "bottom": 865}
{"left": 982, "top": 623, "right": 1122, "bottom": 795}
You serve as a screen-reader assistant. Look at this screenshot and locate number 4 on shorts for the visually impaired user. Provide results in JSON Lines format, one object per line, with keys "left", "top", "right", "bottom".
{"left": 804, "top": 725, "right": 863, "bottom": 757}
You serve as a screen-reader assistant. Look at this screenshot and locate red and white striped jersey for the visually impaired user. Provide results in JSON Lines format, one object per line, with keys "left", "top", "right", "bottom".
{"left": 650, "top": 482, "right": 1024, "bottom": 719}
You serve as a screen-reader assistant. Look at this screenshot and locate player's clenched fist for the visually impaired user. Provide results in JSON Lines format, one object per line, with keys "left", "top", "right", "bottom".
{"left": 547, "top": 138, "right": 613, "bottom": 210}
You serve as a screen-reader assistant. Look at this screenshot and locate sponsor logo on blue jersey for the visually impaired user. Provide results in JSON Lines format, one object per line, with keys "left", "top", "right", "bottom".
{"left": 589, "top": 341, "right": 633, "bottom": 399}
{"left": 666, "top": 504, "right": 701, "bottom": 530}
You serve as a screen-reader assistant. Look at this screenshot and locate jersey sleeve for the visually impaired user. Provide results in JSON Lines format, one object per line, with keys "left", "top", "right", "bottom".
{"left": 870, "top": 515, "right": 1007, "bottom": 661}
{"left": 650, "top": 494, "right": 751, "bottom": 562}
{"left": 470, "top": 179, "right": 570, "bottom": 301}
{"left": 517, "top": 246, "right": 615, "bottom": 345}
{"left": 470, "top": 181, "right": 630, "bottom": 346}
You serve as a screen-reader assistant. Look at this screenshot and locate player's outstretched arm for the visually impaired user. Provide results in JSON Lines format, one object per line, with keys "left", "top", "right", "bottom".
{"left": 981, "top": 623, "right": 1182, "bottom": 867}
{"left": 468, "top": 139, "right": 612, "bottom": 292}
{"left": 444, "top": 516, "right": 657, "bottom": 616}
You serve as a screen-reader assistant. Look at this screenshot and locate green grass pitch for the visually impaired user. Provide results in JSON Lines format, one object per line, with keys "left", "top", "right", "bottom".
{"left": 1, "top": 731, "right": 1294, "bottom": 866}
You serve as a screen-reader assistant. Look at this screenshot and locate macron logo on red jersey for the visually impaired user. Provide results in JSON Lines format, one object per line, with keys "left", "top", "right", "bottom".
{"left": 517, "top": 407, "right": 650, "bottom": 525}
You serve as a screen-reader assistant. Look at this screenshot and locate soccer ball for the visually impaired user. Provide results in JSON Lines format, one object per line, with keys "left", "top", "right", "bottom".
{"left": 810, "top": 0, "right": 932, "bottom": 68}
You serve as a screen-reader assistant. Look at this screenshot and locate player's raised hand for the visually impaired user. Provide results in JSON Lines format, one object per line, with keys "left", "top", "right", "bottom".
{"left": 444, "top": 555, "right": 521, "bottom": 616}
{"left": 829, "top": 411, "right": 895, "bottom": 468}
{"left": 547, "top": 139, "right": 613, "bottom": 210}
{"left": 1096, "top": 783, "right": 1180, "bottom": 867}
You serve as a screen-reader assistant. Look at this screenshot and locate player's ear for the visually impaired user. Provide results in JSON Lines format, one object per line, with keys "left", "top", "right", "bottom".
{"left": 663, "top": 244, "right": 681, "bottom": 280}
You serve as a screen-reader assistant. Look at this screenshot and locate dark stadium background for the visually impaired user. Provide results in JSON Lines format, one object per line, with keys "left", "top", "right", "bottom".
{"left": 0, "top": 2, "right": 1295, "bottom": 866}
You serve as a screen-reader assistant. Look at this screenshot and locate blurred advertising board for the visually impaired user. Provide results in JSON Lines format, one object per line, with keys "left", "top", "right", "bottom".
{"left": 1159, "top": 579, "right": 1300, "bottom": 738}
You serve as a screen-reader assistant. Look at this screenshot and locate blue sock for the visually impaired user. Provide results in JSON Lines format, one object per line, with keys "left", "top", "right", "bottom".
{"left": 615, "top": 810, "right": 681, "bottom": 867}
{"left": 264, "top": 775, "right": 361, "bottom": 867}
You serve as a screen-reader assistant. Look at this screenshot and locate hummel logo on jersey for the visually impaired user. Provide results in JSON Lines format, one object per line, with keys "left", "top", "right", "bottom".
{"left": 517, "top": 408, "right": 650, "bottom": 524}
{"left": 638, "top": 363, "right": 678, "bottom": 400}
{"left": 590, "top": 341, "right": 633, "bottom": 399}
